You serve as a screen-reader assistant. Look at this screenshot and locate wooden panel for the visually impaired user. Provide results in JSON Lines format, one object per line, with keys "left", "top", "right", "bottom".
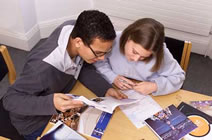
{"left": 94, "top": 0, "right": 212, "bottom": 36}
{"left": 183, "top": 41, "right": 192, "bottom": 72}
{"left": 180, "top": 42, "right": 188, "bottom": 69}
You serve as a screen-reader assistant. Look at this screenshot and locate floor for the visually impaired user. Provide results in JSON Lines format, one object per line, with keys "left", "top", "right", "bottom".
{"left": 183, "top": 53, "right": 212, "bottom": 95}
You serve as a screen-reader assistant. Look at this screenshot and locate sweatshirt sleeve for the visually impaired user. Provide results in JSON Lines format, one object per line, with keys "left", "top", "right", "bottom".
{"left": 93, "top": 31, "right": 122, "bottom": 84}
{"left": 150, "top": 44, "right": 185, "bottom": 96}
{"left": 93, "top": 58, "right": 118, "bottom": 84}
{"left": 78, "top": 62, "right": 113, "bottom": 97}
{"left": 3, "top": 63, "right": 58, "bottom": 116}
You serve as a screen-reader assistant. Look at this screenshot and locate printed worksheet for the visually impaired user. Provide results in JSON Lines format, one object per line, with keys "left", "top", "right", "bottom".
{"left": 120, "top": 90, "right": 162, "bottom": 128}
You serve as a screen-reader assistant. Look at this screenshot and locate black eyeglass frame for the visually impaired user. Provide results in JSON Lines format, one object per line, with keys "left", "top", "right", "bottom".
{"left": 87, "top": 45, "right": 112, "bottom": 58}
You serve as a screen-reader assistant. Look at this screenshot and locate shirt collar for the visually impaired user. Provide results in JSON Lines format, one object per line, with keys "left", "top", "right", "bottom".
{"left": 43, "top": 25, "right": 84, "bottom": 77}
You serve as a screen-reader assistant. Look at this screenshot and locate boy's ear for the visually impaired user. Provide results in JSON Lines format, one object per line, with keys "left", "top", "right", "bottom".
{"left": 75, "top": 37, "right": 83, "bottom": 48}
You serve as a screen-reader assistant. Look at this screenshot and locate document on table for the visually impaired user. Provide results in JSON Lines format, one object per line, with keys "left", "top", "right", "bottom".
{"left": 40, "top": 121, "right": 86, "bottom": 140}
{"left": 120, "top": 90, "right": 162, "bottom": 128}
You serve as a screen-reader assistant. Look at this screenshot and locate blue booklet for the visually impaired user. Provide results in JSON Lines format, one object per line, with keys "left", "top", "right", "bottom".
{"left": 145, "top": 104, "right": 197, "bottom": 140}
{"left": 77, "top": 107, "right": 112, "bottom": 139}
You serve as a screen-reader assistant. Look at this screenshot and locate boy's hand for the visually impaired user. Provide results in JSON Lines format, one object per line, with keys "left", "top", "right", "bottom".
{"left": 53, "top": 93, "right": 84, "bottom": 112}
{"left": 105, "top": 88, "right": 128, "bottom": 99}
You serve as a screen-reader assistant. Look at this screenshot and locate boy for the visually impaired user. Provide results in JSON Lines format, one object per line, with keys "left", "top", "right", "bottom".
{"left": 3, "top": 10, "right": 126, "bottom": 140}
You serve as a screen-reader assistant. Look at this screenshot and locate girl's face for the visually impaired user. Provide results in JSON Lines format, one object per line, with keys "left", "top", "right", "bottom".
{"left": 124, "top": 40, "right": 152, "bottom": 62}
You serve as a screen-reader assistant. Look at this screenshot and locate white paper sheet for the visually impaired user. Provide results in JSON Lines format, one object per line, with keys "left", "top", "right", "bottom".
{"left": 120, "top": 90, "right": 162, "bottom": 128}
{"left": 41, "top": 121, "right": 86, "bottom": 140}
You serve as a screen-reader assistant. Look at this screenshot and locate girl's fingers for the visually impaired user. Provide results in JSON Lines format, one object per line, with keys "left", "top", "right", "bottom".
{"left": 123, "top": 79, "right": 135, "bottom": 86}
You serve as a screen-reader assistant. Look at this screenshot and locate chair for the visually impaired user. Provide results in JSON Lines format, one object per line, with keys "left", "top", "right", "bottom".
{"left": 164, "top": 37, "right": 192, "bottom": 72}
{"left": 0, "top": 45, "right": 24, "bottom": 140}
{"left": 0, "top": 45, "right": 16, "bottom": 84}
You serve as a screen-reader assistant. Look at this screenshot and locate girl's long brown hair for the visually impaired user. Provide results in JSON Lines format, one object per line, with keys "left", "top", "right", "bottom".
{"left": 120, "top": 18, "right": 165, "bottom": 72}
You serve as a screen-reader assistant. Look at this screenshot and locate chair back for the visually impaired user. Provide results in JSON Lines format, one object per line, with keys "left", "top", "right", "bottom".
{"left": 0, "top": 45, "right": 16, "bottom": 84}
{"left": 164, "top": 37, "right": 192, "bottom": 72}
{"left": 0, "top": 50, "right": 8, "bottom": 81}
{"left": 0, "top": 45, "right": 23, "bottom": 140}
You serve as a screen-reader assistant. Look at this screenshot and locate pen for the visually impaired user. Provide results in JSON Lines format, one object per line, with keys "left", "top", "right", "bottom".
{"left": 119, "top": 78, "right": 136, "bottom": 87}
{"left": 119, "top": 78, "right": 129, "bottom": 84}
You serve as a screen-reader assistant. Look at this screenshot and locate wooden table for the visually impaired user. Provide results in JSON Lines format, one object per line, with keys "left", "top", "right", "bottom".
{"left": 40, "top": 81, "right": 211, "bottom": 140}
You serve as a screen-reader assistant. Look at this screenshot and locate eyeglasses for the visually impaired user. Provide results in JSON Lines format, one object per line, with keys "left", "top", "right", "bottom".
{"left": 88, "top": 45, "right": 112, "bottom": 58}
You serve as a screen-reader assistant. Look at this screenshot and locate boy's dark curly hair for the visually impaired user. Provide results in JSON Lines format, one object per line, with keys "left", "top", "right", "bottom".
{"left": 71, "top": 10, "right": 116, "bottom": 46}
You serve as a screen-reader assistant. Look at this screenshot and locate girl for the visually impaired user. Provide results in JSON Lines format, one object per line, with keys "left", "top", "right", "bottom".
{"left": 94, "top": 18, "right": 185, "bottom": 96}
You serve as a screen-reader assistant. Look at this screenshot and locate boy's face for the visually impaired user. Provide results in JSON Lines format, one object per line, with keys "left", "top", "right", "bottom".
{"left": 78, "top": 38, "right": 113, "bottom": 63}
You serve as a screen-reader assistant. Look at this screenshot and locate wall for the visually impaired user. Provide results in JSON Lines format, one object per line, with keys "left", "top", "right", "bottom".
{"left": 0, "top": 0, "right": 93, "bottom": 51}
{"left": 1, "top": 0, "right": 212, "bottom": 57}
{"left": 0, "top": 0, "right": 37, "bottom": 51}
{"left": 35, "top": 0, "right": 93, "bottom": 38}
{"left": 93, "top": 0, "right": 212, "bottom": 56}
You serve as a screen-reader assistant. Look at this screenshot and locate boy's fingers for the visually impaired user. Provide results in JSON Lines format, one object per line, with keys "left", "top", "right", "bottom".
{"left": 121, "top": 93, "right": 128, "bottom": 99}
{"left": 114, "top": 93, "right": 122, "bottom": 99}
{"left": 65, "top": 101, "right": 84, "bottom": 110}
{"left": 117, "top": 90, "right": 128, "bottom": 99}
{"left": 59, "top": 94, "right": 73, "bottom": 100}
{"left": 111, "top": 90, "right": 122, "bottom": 99}
{"left": 72, "top": 100, "right": 84, "bottom": 105}
{"left": 61, "top": 99, "right": 83, "bottom": 107}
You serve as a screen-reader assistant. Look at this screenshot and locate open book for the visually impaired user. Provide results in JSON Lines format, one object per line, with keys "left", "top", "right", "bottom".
{"left": 68, "top": 94, "right": 140, "bottom": 114}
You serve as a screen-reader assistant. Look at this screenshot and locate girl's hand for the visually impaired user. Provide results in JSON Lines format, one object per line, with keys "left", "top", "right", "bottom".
{"left": 113, "top": 75, "right": 136, "bottom": 90}
{"left": 133, "top": 81, "right": 157, "bottom": 95}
